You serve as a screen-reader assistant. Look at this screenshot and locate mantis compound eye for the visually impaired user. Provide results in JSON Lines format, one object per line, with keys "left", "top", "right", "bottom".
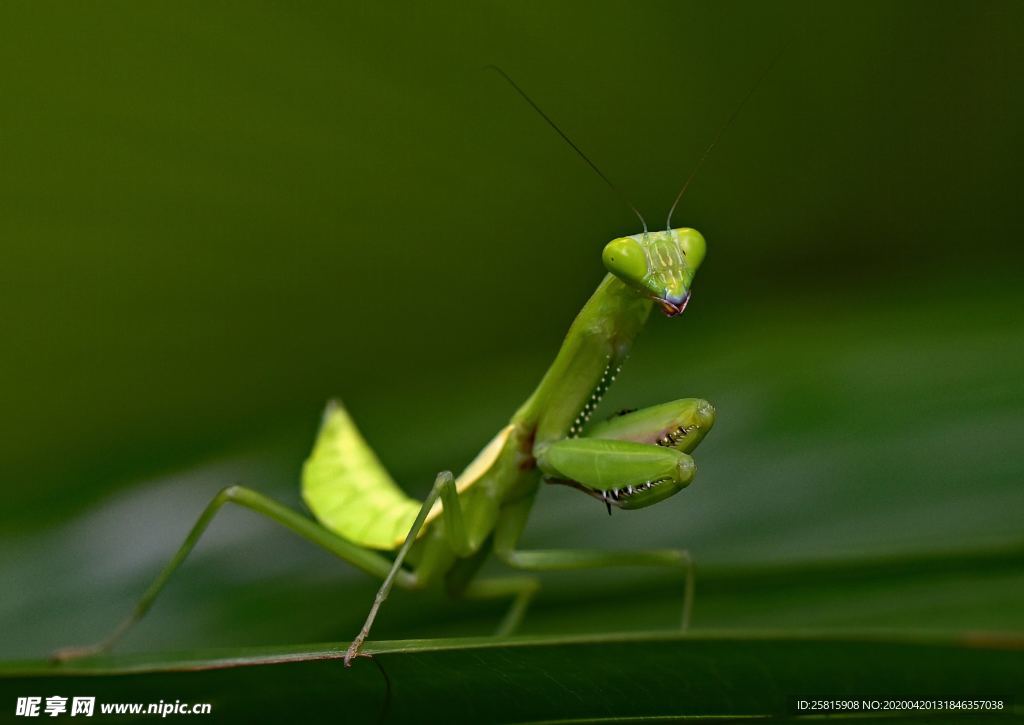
{"left": 673, "top": 227, "right": 707, "bottom": 270}
{"left": 602, "top": 237, "right": 648, "bottom": 283}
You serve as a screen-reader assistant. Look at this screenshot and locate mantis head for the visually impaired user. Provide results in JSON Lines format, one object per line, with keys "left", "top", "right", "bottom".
{"left": 602, "top": 228, "right": 706, "bottom": 316}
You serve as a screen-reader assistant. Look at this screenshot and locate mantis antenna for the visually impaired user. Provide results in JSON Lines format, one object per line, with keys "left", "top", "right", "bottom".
{"left": 486, "top": 65, "right": 648, "bottom": 234}
{"left": 665, "top": 47, "right": 787, "bottom": 231}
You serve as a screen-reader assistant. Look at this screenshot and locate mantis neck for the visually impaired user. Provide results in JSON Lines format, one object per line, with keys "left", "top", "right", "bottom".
{"left": 513, "top": 274, "right": 653, "bottom": 449}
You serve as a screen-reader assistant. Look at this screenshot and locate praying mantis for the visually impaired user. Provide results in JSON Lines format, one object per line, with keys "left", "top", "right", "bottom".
{"left": 53, "top": 70, "right": 734, "bottom": 668}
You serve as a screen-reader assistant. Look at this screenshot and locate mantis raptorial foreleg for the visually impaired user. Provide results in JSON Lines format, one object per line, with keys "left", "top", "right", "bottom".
{"left": 538, "top": 439, "right": 696, "bottom": 510}
{"left": 486, "top": 398, "right": 712, "bottom": 631}
{"left": 51, "top": 485, "right": 410, "bottom": 663}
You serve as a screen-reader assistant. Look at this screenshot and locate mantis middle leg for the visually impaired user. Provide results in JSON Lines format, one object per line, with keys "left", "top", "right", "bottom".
{"left": 344, "top": 471, "right": 473, "bottom": 666}
{"left": 344, "top": 473, "right": 544, "bottom": 662}
{"left": 493, "top": 495, "right": 695, "bottom": 630}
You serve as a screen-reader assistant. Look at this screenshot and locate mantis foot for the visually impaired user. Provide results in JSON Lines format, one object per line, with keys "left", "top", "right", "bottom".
{"left": 50, "top": 614, "right": 135, "bottom": 663}
{"left": 50, "top": 643, "right": 108, "bottom": 664}
{"left": 343, "top": 639, "right": 373, "bottom": 668}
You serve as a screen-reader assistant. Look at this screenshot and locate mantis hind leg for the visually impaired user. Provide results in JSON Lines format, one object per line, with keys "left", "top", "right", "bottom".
{"left": 51, "top": 485, "right": 408, "bottom": 662}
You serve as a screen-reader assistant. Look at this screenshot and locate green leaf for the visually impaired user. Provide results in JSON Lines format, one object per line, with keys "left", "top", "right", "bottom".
{"left": 4, "top": 545, "right": 1024, "bottom": 721}
{"left": 3, "top": 632, "right": 1022, "bottom": 723}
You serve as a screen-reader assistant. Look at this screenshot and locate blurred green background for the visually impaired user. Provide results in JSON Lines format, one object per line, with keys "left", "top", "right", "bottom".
{"left": 2, "top": 1, "right": 1023, "bottom": 661}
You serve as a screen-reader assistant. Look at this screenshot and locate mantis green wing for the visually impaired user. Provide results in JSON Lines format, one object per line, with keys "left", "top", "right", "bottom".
{"left": 301, "top": 400, "right": 421, "bottom": 551}
{"left": 303, "top": 400, "right": 517, "bottom": 551}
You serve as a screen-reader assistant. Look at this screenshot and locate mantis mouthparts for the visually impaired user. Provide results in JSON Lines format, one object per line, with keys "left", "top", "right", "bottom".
{"left": 657, "top": 291, "right": 692, "bottom": 317}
